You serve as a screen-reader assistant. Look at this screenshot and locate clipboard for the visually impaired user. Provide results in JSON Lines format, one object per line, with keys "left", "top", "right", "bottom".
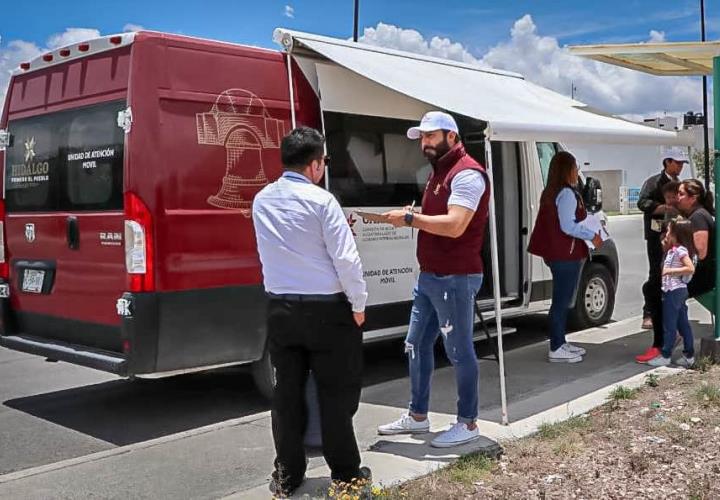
{"left": 354, "top": 210, "right": 391, "bottom": 223}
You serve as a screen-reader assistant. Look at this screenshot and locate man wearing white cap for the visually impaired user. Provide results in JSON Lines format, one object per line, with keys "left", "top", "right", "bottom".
{"left": 635, "top": 147, "right": 688, "bottom": 363}
{"left": 377, "top": 111, "right": 490, "bottom": 447}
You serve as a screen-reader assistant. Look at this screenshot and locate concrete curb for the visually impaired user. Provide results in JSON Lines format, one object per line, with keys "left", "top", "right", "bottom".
{"left": 227, "top": 365, "right": 682, "bottom": 499}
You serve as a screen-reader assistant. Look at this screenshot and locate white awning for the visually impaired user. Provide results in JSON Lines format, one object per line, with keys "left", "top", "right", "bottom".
{"left": 274, "top": 29, "right": 688, "bottom": 146}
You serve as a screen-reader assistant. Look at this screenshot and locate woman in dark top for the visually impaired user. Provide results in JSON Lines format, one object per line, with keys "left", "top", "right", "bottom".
{"left": 677, "top": 179, "right": 715, "bottom": 297}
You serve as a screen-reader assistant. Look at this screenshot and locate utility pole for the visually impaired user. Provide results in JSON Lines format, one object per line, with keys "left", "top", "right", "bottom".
{"left": 353, "top": 0, "right": 359, "bottom": 42}
{"left": 701, "top": 0, "right": 711, "bottom": 188}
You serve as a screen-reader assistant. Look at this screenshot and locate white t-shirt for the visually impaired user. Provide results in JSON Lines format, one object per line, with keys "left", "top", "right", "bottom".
{"left": 447, "top": 169, "right": 486, "bottom": 211}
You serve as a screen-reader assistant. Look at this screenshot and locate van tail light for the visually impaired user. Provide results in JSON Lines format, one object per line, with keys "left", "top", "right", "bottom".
{"left": 124, "top": 192, "right": 154, "bottom": 292}
{"left": 0, "top": 200, "right": 7, "bottom": 280}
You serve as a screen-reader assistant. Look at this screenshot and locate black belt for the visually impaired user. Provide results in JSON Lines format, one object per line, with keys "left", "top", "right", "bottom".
{"left": 267, "top": 292, "right": 347, "bottom": 302}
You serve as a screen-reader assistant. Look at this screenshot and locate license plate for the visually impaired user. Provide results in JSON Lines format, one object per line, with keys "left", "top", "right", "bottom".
{"left": 22, "top": 269, "right": 45, "bottom": 294}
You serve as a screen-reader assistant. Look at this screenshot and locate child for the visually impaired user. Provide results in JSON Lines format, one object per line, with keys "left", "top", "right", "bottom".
{"left": 661, "top": 181, "right": 681, "bottom": 222}
{"left": 647, "top": 219, "right": 697, "bottom": 368}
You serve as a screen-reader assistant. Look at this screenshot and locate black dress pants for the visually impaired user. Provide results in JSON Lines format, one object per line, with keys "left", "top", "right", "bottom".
{"left": 267, "top": 297, "right": 363, "bottom": 490}
{"left": 642, "top": 235, "right": 664, "bottom": 348}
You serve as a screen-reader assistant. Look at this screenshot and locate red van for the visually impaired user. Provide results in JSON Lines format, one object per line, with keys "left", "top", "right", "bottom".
{"left": 0, "top": 32, "right": 324, "bottom": 395}
{"left": 0, "top": 31, "right": 621, "bottom": 398}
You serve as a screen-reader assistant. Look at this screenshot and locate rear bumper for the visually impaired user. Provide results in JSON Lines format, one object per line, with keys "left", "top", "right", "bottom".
{"left": 0, "top": 284, "right": 269, "bottom": 376}
{"left": 0, "top": 334, "right": 128, "bottom": 374}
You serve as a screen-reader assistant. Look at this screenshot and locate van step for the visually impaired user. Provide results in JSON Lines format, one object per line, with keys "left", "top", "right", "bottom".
{"left": 472, "top": 326, "right": 517, "bottom": 342}
{"left": 475, "top": 295, "right": 521, "bottom": 312}
{"left": 0, "top": 335, "right": 127, "bottom": 375}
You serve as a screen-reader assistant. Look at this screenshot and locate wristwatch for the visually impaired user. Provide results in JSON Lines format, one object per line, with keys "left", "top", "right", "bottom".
{"left": 404, "top": 211, "right": 414, "bottom": 226}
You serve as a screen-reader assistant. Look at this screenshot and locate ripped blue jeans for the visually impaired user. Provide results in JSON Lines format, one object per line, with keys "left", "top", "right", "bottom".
{"left": 405, "top": 272, "right": 483, "bottom": 423}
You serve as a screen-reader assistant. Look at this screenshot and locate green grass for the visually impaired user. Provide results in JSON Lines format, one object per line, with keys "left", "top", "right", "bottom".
{"left": 442, "top": 452, "right": 495, "bottom": 485}
{"left": 536, "top": 415, "right": 591, "bottom": 440}
{"left": 609, "top": 385, "right": 638, "bottom": 401}
{"left": 696, "top": 383, "right": 720, "bottom": 407}
{"left": 693, "top": 356, "right": 715, "bottom": 373}
{"left": 645, "top": 373, "right": 660, "bottom": 388}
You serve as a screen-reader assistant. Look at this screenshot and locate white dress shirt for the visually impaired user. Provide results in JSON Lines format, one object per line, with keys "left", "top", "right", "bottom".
{"left": 252, "top": 171, "right": 368, "bottom": 312}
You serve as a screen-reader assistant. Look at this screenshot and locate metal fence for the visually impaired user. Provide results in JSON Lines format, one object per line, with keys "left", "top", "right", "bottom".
{"left": 619, "top": 186, "right": 641, "bottom": 214}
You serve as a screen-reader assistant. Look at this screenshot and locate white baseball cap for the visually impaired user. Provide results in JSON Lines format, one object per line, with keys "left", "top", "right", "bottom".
{"left": 407, "top": 111, "right": 459, "bottom": 140}
{"left": 662, "top": 146, "right": 690, "bottom": 163}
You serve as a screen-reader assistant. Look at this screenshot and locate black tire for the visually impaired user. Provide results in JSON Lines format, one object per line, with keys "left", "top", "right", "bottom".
{"left": 251, "top": 346, "right": 275, "bottom": 401}
{"left": 569, "top": 262, "right": 615, "bottom": 330}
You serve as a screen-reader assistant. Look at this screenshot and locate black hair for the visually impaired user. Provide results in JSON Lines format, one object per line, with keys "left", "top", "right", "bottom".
{"left": 681, "top": 178, "right": 715, "bottom": 215}
{"left": 661, "top": 180, "right": 680, "bottom": 195}
{"left": 281, "top": 126, "right": 325, "bottom": 170}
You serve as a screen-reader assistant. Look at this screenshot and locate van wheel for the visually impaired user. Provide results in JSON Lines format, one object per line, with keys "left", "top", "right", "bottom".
{"left": 569, "top": 262, "right": 615, "bottom": 330}
{"left": 251, "top": 347, "right": 275, "bottom": 401}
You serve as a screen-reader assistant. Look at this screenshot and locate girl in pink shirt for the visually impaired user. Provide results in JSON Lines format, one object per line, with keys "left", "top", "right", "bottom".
{"left": 647, "top": 219, "right": 697, "bottom": 367}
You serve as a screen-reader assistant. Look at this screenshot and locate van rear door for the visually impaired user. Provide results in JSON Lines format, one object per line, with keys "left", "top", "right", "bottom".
{"left": 4, "top": 100, "right": 126, "bottom": 351}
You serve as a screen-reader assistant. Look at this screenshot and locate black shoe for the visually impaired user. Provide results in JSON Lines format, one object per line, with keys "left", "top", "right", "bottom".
{"left": 332, "top": 466, "right": 373, "bottom": 487}
{"left": 268, "top": 470, "right": 305, "bottom": 498}
{"left": 358, "top": 466, "right": 372, "bottom": 482}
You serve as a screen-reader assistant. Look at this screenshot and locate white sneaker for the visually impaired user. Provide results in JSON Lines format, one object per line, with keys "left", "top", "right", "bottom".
{"left": 647, "top": 355, "right": 671, "bottom": 367}
{"left": 675, "top": 356, "right": 695, "bottom": 369}
{"left": 430, "top": 422, "right": 480, "bottom": 448}
{"left": 548, "top": 345, "right": 583, "bottom": 363}
{"left": 562, "top": 343, "right": 586, "bottom": 356}
{"left": 377, "top": 412, "right": 430, "bottom": 435}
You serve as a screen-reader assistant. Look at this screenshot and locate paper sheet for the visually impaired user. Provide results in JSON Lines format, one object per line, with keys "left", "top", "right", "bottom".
{"left": 580, "top": 213, "right": 610, "bottom": 250}
{"left": 354, "top": 210, "right": 391, "bottom": 223}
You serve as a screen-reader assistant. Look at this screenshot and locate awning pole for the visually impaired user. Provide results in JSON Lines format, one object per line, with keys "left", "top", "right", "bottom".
{"left": 713, "top": 56, "right": 720, "bottom": 340}
{"left": 484, "top": 136, "right": 509, "bottom": 425}
{"left": 286, "top": 52, "right": 297, "bottom": 128}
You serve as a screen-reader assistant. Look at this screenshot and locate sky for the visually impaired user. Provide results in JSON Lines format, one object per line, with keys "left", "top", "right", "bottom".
{"left": 1, "top": 0, "right": 718, "bottom": 120}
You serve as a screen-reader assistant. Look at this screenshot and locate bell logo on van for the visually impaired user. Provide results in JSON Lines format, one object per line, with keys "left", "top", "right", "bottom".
{"left": 24, "top": 224, "right": 35, "bottom": 243}
{"left": 196, "top": 89, "right": 286, "bottom": 217}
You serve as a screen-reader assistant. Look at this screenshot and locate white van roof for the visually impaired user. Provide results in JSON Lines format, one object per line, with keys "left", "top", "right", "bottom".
{"left": 274, "top": 28, "right": 689, "bottom": 146}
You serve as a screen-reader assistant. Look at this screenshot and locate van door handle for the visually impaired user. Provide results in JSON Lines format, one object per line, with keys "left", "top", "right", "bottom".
{"left": 67, "top": 216, "right": 79, "bottom": 250}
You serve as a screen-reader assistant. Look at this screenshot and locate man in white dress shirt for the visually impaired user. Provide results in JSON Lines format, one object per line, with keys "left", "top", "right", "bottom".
{"left": 252, "top": 126, "right": 370, "bottom": 497}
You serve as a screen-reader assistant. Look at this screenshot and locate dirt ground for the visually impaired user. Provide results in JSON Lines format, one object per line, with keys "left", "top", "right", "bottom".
{"left": 389, "top": 365, "right": 720, "bottom": 500}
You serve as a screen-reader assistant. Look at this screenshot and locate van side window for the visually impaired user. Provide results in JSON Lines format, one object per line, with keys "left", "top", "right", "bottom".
{"left": 536, "top": 142, "right": 559, "bottom": 186}
{"left": 324, "top": 113, "right": 426, "bottom": 206}
{"left": 5, "top": 101, "right": 125, "bottom": 212}
{"left": 66, "top": 105, "right": 124, "bottom": 209}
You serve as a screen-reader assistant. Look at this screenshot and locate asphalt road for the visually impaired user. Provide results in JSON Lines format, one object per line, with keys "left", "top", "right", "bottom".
{"left": 0, "top": 214, "right": 650, "bottom": 495}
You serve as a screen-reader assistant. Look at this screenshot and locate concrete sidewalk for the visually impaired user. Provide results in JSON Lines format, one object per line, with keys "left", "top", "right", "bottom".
{"left": 0, "top": 303, "right": 713, "bottom": 500}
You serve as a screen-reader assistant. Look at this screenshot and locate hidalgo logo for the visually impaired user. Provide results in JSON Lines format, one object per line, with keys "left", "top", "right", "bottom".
{"left": 24, "top": 137, "right": 36, "bottom": 163}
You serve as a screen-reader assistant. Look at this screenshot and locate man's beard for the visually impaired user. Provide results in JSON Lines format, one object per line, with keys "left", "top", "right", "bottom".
{"left": 423, "top": 139, "right": 451, "bottom": 164}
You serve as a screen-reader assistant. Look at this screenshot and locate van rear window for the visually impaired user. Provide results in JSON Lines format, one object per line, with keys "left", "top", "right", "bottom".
{"left": 4, "top": 101, "right": 125, "bottom": 212}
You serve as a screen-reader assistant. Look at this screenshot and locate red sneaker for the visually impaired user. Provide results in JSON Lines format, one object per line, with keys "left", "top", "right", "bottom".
{"left": 636, "top": 347, "right": 661, "bottom": 363}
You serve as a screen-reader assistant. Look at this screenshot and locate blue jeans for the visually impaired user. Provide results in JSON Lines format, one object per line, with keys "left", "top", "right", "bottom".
{"left": 547, "top": 260, "right": 583, "bottom": 352}
{"left": 661, "top": 288, "right": 694, "bottom": 359}
{"left": 405, "top": 272, "right": 483, "bottom": 423}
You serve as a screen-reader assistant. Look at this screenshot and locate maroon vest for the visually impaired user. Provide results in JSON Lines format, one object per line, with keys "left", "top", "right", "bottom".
{"left": 417, "top": 143, "right": 490, "bottom": 274}
{"left": 528, "top": 187, "right": 589, "bottom": 261}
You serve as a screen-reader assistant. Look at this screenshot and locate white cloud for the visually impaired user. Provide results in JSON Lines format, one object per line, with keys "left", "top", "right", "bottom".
{"left": 123, "top": 23, "right": 145, "bottom": 32}
{"left": 47, "top": 28, "right": 101, "bottom": 50}
{"left": 0, "top": 28, "right": 101, "bottom": 116}
{"left": 359, "top": 22, "right": 487, "bottom": 67}
{"left": 360, "top": 16, "right": 705, "bottom": 119}
{"left": 284, "top": 5, "right": 294, "bottom": 18}
{"left": 648, "top": 30, "right": 666, "bottom": 42}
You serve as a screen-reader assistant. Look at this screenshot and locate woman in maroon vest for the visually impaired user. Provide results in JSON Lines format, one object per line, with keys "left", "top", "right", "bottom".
{"left": 528, "top": 151, "right": 603, "bottom": 363}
